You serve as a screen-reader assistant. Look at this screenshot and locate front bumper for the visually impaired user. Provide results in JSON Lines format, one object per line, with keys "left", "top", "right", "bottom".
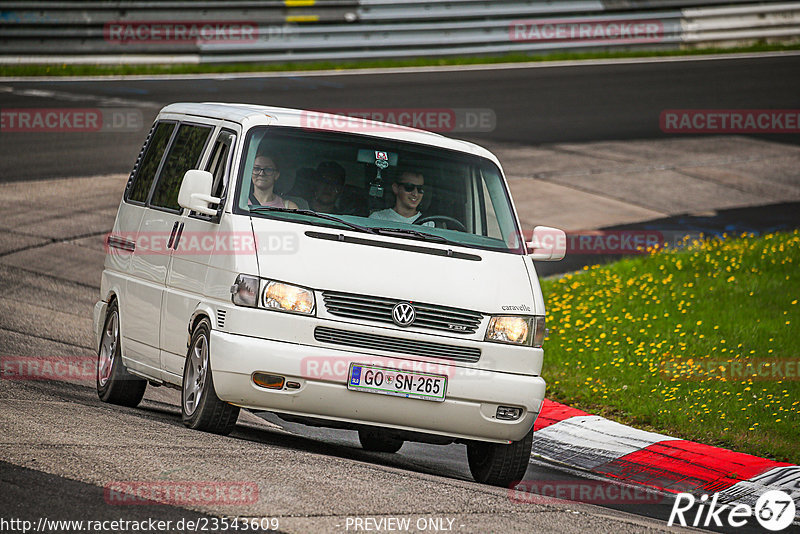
{"left": 210, "top": 330, "right": 545, "bottom": 443}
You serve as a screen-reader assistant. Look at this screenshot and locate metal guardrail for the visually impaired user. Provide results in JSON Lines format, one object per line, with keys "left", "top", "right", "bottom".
{"left": 356, "top": 1, "right": 608, "bottom": 22}
{"left": 0, "top": 1, "right": 799, "bottom": 64}
{"left": 682, "top": 3, "right": 800, "bottom": 45}
{"left": 353, "top": 0, "right": 770, "bottom": 21}
{"left": 199, "top": 12, "right": 687, "bottom": 63}
{"left": 0, "top": 1, "right": 359, "bottom": 26}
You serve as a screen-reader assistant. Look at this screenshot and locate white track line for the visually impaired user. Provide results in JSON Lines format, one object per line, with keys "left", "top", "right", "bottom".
{"left": 0, "top": 85, "right": 160, "bottom": 107}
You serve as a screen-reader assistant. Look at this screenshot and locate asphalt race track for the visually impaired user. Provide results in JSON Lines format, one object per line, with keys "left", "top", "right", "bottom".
{"left": 1, "top": 54, "right": 799, "bottom": 533}
{"left": 1, "top": 53, "right": 799, "bottom": 182}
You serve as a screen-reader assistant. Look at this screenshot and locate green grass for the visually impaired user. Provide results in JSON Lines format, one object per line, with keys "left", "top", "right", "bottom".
{"left": 2, "top": 42, "right": 799, "bottom": 77}
{"left": 540, "top": 231, "right": 800, "bottom": 464}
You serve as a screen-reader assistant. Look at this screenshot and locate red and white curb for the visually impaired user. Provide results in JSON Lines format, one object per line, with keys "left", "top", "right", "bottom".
{"left": 533, "top": 399, "right": 800, "bottom": 520}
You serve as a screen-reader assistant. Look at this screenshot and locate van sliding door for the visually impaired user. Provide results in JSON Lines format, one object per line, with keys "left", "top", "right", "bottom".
{"left": 126, "top": 121, "right": 213, "bottom": 376}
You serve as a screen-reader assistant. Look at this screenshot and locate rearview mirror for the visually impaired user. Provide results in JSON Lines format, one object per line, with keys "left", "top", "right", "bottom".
{"left": 178, "top": 170, "right": 220, "bottom": 216}
{"left": 527, "top": 226, "right": 566, "bottom": 261}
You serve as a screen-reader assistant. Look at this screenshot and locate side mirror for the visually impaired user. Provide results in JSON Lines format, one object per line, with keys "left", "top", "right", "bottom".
{"left": 527, "top": 226, "right": 567, "bottom": 261}
{"left": 178, "top": 170, "right": 220, "bottom": 216}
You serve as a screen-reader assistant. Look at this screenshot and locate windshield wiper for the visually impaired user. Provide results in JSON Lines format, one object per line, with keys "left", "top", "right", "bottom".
{"left": 249, "top": 207, "right": 455, "bottom": 244}
{"left": 249, "top": 207, "right": 379, "bottom": 235}
{"left": 372, "top": 227, "right": 451, "bottom": 244}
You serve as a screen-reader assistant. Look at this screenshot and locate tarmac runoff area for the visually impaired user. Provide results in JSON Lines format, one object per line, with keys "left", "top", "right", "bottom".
{"left": 0, "top": 134, "right": 799, "bottom": 533}
{"left": 493, "top": 136, "right": 799, "bottom": 232}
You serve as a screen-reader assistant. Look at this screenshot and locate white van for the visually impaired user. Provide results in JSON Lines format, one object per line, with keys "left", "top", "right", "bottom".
{"left": 94, "top": 103, "right": 565, "bottom": 487}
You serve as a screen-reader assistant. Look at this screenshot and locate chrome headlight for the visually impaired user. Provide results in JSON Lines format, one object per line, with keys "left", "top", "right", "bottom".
{"left": 231, "top": 275, "right": 315, "bottom": 315}
{"left": 485, "top": 315, "right": 545, "bottom": 347}
{"left": 261, "top": 280, "right": 315, "bottom": 315}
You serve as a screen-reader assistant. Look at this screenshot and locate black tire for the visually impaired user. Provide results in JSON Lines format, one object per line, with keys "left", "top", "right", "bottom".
{"left": 358, "top": 429, "right": 404, "bottom": 453}
{"left": 467, "top": 426, "right": 534, "bottom": 487}
{"left": 96, "top": 301, "right": 147, "bottom": 407}
{"left": 181, "top": 319, "right": 239, "bottom": 435}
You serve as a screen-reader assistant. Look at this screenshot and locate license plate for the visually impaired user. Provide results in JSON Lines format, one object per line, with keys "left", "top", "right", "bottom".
{"left": 347, "top": 363, "right": 447, "bottom": 402}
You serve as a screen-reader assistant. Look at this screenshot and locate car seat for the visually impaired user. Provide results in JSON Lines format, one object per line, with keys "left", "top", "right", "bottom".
{"left": 275, "top": 167, "right": 309, "bottom": 209}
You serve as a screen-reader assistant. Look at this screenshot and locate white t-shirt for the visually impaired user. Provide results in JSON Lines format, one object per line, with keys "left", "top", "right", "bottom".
{"left": 369, "top": 209, "right": 434, "bottom": 227}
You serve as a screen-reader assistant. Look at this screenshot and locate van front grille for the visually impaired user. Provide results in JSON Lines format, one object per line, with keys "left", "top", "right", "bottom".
{"left": 314, "top": 327, "right": 481, "bottom": 363}
{"left": 322, "top": 291, "right": 483, "bottom": 334}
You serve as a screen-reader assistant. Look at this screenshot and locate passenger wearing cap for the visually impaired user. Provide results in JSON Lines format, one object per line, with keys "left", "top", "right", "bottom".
{"left": 369, "top": 170, "right": 434, "bottom": 227}
{"left": 310, "top": 161, "right": 346, "bottom": 213}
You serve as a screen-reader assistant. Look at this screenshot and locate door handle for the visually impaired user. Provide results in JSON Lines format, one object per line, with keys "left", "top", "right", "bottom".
{"left": 173, "top": 222, "right": 185, "bottom": 250}
{"left": 167, "top": 221, "right": 179, "bottom": 249}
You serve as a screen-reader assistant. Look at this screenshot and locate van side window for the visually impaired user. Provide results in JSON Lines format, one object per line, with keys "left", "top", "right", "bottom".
{"left": 127, "top": 121, "right": 175, "bottom": 203}
{"left": 205, "top": 129, "right": 236, "bottom": 201}
{"left": 150, "top": 123, "right": 213, "bottom": 211}
{"left": 480, "top": 178, "right": 503, "bottom": 238}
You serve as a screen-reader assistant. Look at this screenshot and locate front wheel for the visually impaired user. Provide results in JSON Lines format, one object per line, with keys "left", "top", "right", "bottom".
{"left": 358, "top": 429, "right": 404, "bottom": 453}
{"left": 97, "top": 301, "right": 147, "bottom": 407}
{"left": 181, "top": 319, "right": 240, "bottom": 435}
{"left": 467, "top": 427, "right": 533, "bottom": 487}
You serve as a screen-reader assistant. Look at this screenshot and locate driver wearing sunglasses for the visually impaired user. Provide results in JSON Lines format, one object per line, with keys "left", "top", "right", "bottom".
{"left": 369, "top": 170, "right": 434, "bottom": 227}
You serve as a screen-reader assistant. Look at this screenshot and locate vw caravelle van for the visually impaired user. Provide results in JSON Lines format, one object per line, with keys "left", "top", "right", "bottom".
{"left": 94, "top": 103, "right": 565, "bottom": 487}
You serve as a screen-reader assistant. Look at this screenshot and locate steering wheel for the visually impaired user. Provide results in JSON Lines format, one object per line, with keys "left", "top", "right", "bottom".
{"left": 414, "top": 215, "right": 467, "bottom": 232}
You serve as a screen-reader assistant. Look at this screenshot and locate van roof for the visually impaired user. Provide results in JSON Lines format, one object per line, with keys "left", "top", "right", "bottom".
{"left": 159, "top": 102, "right": 501, "bottom": 166}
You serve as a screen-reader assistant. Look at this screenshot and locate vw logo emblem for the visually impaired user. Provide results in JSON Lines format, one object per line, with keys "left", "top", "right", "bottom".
{"left": 392, "top": 302, "right": 416, "bottom": 327}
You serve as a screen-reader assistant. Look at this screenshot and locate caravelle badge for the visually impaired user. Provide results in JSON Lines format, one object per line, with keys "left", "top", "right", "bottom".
{"left": 391, "top": 302, "right": 416, "bottom": 327}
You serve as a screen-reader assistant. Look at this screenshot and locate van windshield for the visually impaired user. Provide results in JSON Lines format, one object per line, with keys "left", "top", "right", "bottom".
{"left": 235, "top": 126, "right": 524, "bottom": 254}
